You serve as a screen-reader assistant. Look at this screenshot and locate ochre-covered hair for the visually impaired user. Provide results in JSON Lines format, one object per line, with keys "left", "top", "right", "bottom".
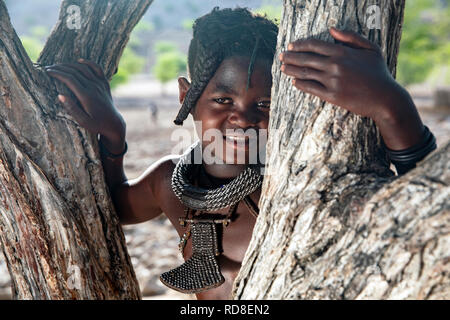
{"left": 173, "top": 7, "right": 279, "bottom": 126}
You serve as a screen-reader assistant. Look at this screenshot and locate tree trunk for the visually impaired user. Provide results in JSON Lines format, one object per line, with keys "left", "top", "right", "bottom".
{"left": 232, "top": 0, "right": 449, "bottom": 299}
{"left": 0, "top": 0, "right": 153, "bottom": 299}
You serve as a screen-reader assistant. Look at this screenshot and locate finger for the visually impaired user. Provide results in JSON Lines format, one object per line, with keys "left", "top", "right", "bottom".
{"left": 58, "top": 95, "right": 96, "bottom": 132}
{"left": 288, "top": 38, "right": 341, "bottom": 56}
{"left": 62, "top": 62, "right": 98, "bottom": 81}
{"left": 329, "top": 27, "right": 379, "bottom": 52}
{"left": 281, "top": 64, "right": 325, "bottom": 83}
{"left": 46, "top": 65, "right": 88, "bottom": 88}
{"left": 78, "top": 59, "right": 107, "bottom": 80}
{"left": 46, "top": 69, "right": 88, "bottom": 103}
{"left": 280, "top": 51, "right": 328, "bottom": 71}
{"left": 292, "top": 78, "right": 327, "bottom": 98}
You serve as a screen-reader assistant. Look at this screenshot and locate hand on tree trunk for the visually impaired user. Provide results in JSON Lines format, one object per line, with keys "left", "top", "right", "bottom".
{"left": 46, "top": 59, "right": 126, "bottom": 151}
{"left": 279, "top": 27, "right": 425, "bottom": 150}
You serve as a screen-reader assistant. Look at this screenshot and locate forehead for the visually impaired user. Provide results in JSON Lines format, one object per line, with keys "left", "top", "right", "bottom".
{"left": 205, "top": 55, "right": 273, "bottom": 95}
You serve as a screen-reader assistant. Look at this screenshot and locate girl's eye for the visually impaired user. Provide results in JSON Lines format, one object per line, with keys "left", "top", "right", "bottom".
{"left": 214, "top": 98, "right": 232, "bottom": 104}
{"left": 257, "top": 101, "right": 271, "bottom": 109}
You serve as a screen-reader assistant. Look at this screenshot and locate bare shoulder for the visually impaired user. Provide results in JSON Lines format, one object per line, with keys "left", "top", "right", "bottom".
{"left": 133, "top": 154, "right": 181, "bottom": 194}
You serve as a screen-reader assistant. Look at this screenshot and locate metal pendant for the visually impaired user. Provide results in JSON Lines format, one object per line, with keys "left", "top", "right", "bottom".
{"left": 160, "top": 221, "right": 225, "bottom": 293}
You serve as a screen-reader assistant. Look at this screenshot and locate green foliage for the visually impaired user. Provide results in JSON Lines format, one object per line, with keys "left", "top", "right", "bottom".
{"left": 152, "top": 42, "right": 187, "bottom": 84}
{"left": 109, "top": 20, "right": 152, "bottom": 88}
{"left": 397, "top": 0, "right": 450, "bottom": 85}
{"left": 110, "top": 46, "right": 145, "bottom": 89}
{"left": 253, "top": 0, "right": 282, "bottom": 24}
{"left": 20, "top": 36, "right": 43, "bottom": 62}
{"left": 30, "top": 25, "right": 49, "bottom": 41}
{"left": 182, "top": 19, "right": 194, "bottom": 31}
{"left": 128, "top": 33, "right": 142, "bottom": 49}
{"left": 128, "top": 20, "right": 154, "bottom": 49}
{"left": 134, "top": 20, "right": 154, "bottom": 33}
{"left": 154, "top": 41, "right": 177, "bottom": 54}
{"left": 20, "top": 25, "right": 48, "bottom": 62}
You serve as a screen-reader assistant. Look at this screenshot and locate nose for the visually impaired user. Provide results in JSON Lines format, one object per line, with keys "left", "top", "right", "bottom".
{"left": 227, "top": 104, "right": 260, "bottom": 128}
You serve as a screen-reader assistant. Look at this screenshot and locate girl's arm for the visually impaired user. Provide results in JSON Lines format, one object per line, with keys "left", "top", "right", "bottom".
{"left": 279, "top": 28, "right": 436, "bottom": 173}
{"left": 46, "top": 60, "right": 163, "bottom": 223}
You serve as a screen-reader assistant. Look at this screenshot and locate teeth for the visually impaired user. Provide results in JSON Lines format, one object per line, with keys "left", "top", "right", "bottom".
{"left": 225, "top": 136, "right": 247, "bottom": 142}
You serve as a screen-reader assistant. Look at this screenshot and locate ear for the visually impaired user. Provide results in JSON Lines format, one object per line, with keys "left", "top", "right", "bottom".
{"left": 178, "top": 76, "right": 190, "bottom": 105}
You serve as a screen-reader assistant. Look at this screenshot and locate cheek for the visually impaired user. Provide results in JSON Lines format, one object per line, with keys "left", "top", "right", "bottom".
{"left": 193, "top": 109, "right": 227, "bottom": 141}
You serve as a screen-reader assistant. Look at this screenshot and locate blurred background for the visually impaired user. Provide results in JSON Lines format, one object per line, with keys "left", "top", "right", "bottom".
{"left": 0, "top": 0, "right": 449, "bottom": 299}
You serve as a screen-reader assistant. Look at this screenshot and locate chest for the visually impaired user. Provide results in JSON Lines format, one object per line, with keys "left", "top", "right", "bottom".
{"left": 157, "top": 169, "right": 261, "bottom": 299}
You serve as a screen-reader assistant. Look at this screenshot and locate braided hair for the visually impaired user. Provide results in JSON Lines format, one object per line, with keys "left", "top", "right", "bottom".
{"left": 173, "top": 7, "right": 279, "bottom": 126}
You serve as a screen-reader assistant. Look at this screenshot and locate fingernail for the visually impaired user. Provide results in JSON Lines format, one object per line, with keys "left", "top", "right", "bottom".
{"left": 288, "top": 43, "right": 294, "bottom": 50}
{"left": 279, "top": 53, "right": 284, "bottom": 60}
{"left": 280, "top": 65, "right": 285, "bottom": 72}
{"left": 58, "top": 95, "right": 66, "bottom": 103}
{"left": 78, "top": 58, "right": 84, "bottom": 62}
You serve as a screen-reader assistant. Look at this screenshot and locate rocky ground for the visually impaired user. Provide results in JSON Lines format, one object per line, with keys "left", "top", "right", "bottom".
{"left": 0, "top": 76, "right": 448, "bottom": 300}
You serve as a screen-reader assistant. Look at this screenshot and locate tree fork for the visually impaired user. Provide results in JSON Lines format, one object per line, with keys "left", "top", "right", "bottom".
{"left": 0, "top": 0, "right": 153, "bottom": 299}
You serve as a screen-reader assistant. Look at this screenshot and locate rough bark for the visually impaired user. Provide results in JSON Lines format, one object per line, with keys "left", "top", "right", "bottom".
{"left": 232, "top": 0, "right": 449, "bottom": 299}
{"left": 0, "top": 0, "right": 153, "bottom": 299}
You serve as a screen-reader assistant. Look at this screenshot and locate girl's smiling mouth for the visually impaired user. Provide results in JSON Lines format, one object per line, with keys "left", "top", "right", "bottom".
{"left": 223, "top": 134, "right": 259, "bottom": 151}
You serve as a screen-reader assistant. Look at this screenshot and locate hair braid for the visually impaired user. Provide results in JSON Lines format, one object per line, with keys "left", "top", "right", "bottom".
{"left": 174, "top": 39, "right": 223, "bottom": 125}
{"left": 173, "top": 7, "right": 278, "bottom": 126}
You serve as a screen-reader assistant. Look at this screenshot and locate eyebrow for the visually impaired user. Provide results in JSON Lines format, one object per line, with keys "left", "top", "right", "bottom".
{"left": 213, "top": 82, "right": 240, "bottom": 95}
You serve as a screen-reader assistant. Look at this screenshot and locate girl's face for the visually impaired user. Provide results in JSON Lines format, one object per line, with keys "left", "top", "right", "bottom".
{"left": 190, "top": 55, "right": 272, "bottom": 165}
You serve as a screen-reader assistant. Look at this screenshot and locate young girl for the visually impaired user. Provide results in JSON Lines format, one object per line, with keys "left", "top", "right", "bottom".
{"left": 45, "top": 7, "right": 436, "bottom": 299}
